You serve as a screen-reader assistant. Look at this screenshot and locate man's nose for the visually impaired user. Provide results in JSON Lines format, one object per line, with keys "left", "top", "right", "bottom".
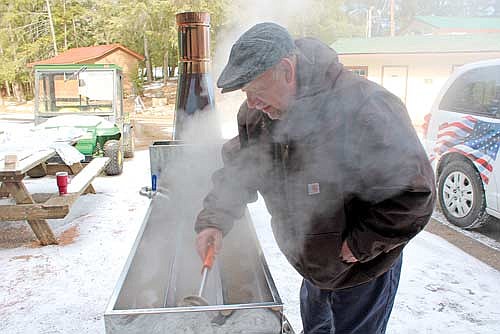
{"left": 246, "top": 92, "right": 257, "bottom": 108}
{"left": 246, "top": 92, "right": 264, "bottom": 109}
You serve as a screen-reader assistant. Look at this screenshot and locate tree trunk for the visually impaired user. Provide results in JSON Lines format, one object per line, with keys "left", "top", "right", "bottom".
{"left": 13, "top": 82, "right": 25, "bottom": 102}
{"left": 24, "top": 82, "right": 32, "bottom": 100}
{"left": 163, "top": 51, "right": 169, "bottom": 84}
{"left": 46, "top": 0, "right": 58, "bottom": 55}
{"left": 72, "top": 17, "right": 78, "bottom": 47}
{"left": 63, "top": 0, "right": 67, "bottom": 50}
{"left": 5, "top": 80, "right": 11, "bottom": 97}
{"left": 31, "top": 80, "right": 35, "bottom": 99}
{"left": 144, "top": 34, "right": 153, "bottom": 83}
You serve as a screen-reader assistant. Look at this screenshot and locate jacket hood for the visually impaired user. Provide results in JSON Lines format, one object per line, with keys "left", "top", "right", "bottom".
{"left": 294, "top": 38, "right": 343, "bottom": 99}
{"left": 274, "top": 38, "right": 344, "bottom": 141}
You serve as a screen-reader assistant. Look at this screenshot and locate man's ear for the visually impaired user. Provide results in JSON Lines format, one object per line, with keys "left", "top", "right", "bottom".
{"left": 279, "top": 58, "right": 295, "bottom": 83}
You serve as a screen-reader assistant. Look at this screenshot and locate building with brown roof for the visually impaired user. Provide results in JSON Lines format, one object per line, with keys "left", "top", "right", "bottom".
{"left": 29, "top": 44, "right": 144, "bottom": 95}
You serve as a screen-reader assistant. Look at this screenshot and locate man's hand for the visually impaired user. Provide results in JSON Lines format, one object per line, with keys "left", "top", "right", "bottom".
{"left": 196, "top": 227, "right": 223, "bottom": 260}
{"left": 340, "top": 240, "right": 359, "bottom": 263}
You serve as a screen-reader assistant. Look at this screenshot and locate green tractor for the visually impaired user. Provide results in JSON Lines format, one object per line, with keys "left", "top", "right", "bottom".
{"left": 33, "top": 64, "right": 134, "bottom": 175}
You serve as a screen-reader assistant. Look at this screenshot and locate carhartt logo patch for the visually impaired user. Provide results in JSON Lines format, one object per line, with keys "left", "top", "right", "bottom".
{"left": 307, "top": 183, "right": 320, "bottom": 195}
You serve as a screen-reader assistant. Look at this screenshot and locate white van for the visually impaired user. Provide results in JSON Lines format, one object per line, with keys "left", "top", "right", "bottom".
{"left": 424, "top": 58, "right": 500, "bottom": 229}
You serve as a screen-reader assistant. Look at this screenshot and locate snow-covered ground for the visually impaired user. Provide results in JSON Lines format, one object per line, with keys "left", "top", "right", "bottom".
{"left": 1, "top": 150, "right": 500, "bottom": 333}
{"left": 250, "top": 199, "right": 500, "bottom": 333}
{"left": 0, "top": 151, "right": 150, "bottom": 334}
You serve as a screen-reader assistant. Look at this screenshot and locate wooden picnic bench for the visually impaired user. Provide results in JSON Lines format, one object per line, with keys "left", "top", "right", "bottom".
{"left": 0, "top": 149, "right": 109, "bottom": 245}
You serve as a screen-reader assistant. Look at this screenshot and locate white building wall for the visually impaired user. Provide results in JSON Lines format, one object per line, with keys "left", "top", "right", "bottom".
{"left": 338, "top": 52, "right": 500, "bottom": 126}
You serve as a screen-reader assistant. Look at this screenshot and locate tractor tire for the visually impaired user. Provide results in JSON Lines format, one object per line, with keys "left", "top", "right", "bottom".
{"left": 438, "top": 160, "right": 494, "bottom": 229}
{"left": 104, "top": 140, "right": 123, "bottom": 176}
{"left": 124, "top": 130, "right": 135, "bottom": 158}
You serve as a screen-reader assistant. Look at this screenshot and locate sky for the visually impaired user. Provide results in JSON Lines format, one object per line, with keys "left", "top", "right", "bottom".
{"left": 0, "top": 150, "right": 499, "bottom": 333}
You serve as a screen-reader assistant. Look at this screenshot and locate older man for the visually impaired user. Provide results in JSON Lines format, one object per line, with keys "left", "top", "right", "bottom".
{"left": 195, "top": 23, "right": 435, "bottom": 333}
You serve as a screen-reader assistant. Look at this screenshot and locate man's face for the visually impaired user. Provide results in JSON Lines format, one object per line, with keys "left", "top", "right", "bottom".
{"left": 241, "top": 63, "right": 292, "bottom": 120}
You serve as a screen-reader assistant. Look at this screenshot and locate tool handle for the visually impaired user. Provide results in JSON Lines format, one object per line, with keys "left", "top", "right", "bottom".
{"left": 203, "top": 243, "right": 215, "bottom": 270}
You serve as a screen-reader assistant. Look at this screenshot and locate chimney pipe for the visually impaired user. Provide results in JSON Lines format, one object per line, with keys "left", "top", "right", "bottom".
{"left": 174, "top": 12, "right": 218, "bottom": 140}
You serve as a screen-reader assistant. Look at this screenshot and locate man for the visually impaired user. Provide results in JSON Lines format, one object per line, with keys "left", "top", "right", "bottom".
{"left": 195, "top": 22, "right": 435, "bottom": 333}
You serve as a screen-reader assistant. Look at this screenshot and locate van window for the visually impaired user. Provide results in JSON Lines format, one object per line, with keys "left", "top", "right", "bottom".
{"left": 439, "top": 65, "right": 500, "bottom": 117}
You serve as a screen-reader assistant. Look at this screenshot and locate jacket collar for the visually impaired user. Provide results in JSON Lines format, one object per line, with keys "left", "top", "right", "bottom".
{"left": 274, "top": 38, "right": 343, "bottom": 141}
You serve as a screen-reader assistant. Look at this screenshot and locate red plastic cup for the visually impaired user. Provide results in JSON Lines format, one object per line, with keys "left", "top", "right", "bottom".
{"left": 56, "top": 172, "right": 68, "bottom": 195}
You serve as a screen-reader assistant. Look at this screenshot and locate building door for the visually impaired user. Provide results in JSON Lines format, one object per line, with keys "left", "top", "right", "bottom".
{"left": 382, "top": 66, "right": 408, "bottom": 104}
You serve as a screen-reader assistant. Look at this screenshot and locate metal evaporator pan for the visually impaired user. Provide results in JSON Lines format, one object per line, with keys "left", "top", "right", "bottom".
{"left": 104, "top": 141, "right": 294, "bottom": 333}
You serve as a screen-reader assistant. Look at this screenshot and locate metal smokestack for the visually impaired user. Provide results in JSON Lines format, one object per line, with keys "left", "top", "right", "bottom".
{"left": 174, "top": 12, "right": 218, "bottom": 140}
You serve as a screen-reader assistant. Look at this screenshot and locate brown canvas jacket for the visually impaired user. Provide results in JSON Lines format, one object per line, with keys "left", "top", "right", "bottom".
{"left": 196, "top": 37, "right": 436, "bottom": 290}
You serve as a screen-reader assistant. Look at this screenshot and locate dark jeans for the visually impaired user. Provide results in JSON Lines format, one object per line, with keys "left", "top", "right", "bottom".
{"left": 300, "top": 255, "right": 403, "bottom": 334}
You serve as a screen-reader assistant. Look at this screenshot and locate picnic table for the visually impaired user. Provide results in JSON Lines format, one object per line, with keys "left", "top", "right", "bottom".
{"left": 0, "top": 148, "right": 109, "bottom": 245}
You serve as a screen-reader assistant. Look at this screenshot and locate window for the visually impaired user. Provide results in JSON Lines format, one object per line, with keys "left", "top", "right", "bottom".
{"left": 346, "top": 66, "right": 368, "bottom": 78}
{"left": 36, "top": 69, "right": 115, "bottom": 115}
{"left": 439, "top": 65, "right": 500, "bottom": 117}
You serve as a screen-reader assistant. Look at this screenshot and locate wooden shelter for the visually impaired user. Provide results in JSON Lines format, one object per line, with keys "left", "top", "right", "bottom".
{"left": 29, "top": 44, "right": 144, "bottom": 95}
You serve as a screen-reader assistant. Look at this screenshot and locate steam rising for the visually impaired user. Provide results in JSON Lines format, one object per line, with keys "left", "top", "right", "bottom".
{"left": 154, "top": 0, "right": 334, "bottom": 307}
{"left": 152, "top": 4, "right": 315, "bottom": 308}
{"left": 133, "top": 0, "right": 431, "bottom": 314}
{"left": 213, "top": 0, "right": 317, "bottom": 138}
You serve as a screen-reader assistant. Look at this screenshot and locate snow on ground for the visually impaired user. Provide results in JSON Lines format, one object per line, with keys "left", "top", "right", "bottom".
{"left": 1, "top": 149, "right": 500, "bottom": 333}
{"left": 0, "top": 150, "right": 150, "bottom": 334}
{"left": 0, "top": 120, "right": 33, "bottom": 135}
{"left": 0, "top": 113, "right": 34, "bottom": 121}
{"left": 432, "top": 210, "right": 500, "bottom": 252}
{"left": 249, "top": 198, "right": 500, "bottom": 334}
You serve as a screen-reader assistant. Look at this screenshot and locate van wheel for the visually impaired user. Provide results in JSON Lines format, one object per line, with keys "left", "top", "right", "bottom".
{"left": 438, "top": 160, "right": 492, "bottom": 229}
{"left": 104, "top": 140, "right": 123, "bottom": 175}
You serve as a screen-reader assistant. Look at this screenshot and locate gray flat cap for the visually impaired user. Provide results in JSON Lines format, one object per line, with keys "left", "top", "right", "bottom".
{"left": 217, "top": 22, "right": 295, "bottom": 93}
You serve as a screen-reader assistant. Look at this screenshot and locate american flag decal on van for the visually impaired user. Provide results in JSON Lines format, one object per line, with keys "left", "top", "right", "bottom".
{"left": 430, "top": 115, "right": 500, "bottom": 184}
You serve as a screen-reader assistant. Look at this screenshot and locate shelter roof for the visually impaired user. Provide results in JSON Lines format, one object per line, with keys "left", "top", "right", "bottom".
{"left": 28, "top": 44, "right": 144, "bottom": 67}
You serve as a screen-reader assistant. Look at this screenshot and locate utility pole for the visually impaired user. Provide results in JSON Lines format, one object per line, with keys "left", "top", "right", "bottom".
{"left": 366, "top": 7, "right": 374, "bottom": 38}
{"left": 390, "top": 0, "right": 395, "bottom": 37}
{"left": 46, "top": 0, "right": 58, "bottom": 55}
